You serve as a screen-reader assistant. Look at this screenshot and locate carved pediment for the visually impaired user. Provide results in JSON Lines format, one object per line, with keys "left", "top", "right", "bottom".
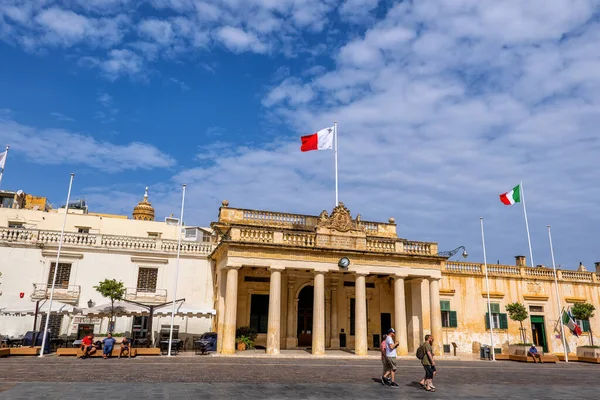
{"left": 317, "top": 202, "right": 362, "bottom": 233}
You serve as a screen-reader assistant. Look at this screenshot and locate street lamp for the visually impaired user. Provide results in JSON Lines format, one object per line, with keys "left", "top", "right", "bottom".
{"left": 438, "top": 246, "right": 468, "bottom": 259}
{"left": 87, "top": 299, "right": 94, "bottom": 308}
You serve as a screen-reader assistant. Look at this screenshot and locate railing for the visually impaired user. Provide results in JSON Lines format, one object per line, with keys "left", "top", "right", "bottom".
{"left": 361, "top": 222, "right": 379, "bottom": 233}
{"left": 366, "top": 238, "right": 396, "bottom": 252}
{"left": 524, "top": 268, "right": 555, "bottom": 279}
{"left": 403, "top": 241, "right": 431, "bottom": 255}
{"left": 282, "top": 232, "right": 316, "bottom": 247}
{"left": 31, "top": 283, "right": 81, "bottom": 303}
{"left": 561, "top": 270, "right": 594, "bottom": 282}
{"left": 242, "top": 210, "right": 307, "bottom": 226}
{"left": 124, "top": 288, "right": 167, "bottom": 304}
{"left": 0, "top": 227, "right": 36, "bottom": 242}
{"left": 239, "top": 228, "right": 274, "bottom": 243}
{"left": 487, "top": 265, "right": 520, "bottom": 276}
{"left": 0, "top": 227, "right": 213, "bottom": 255}
{"left": 444, "top": 262, "right": 483, "bottom": 274}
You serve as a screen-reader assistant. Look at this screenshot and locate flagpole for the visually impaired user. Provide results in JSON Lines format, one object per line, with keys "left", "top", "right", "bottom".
{"left": 547, "top": 225, "right": 568, "bottom": 362}
{"left": 0, "top": 145, "right": 9, "bottom": 190}
{"left": 39, "top": 173, "right": 74, "bottom": 357}
{"left": 334, "top": 121, "right": 338, "bottom": 207}
{"left": 520, "top": 182, "right": 535, "bottom": 268}
{"left": 168, "top": 184, "right": 186, "bottom": 356}
{"left": 480, "top": 217, "right": 496, "bottom": 361}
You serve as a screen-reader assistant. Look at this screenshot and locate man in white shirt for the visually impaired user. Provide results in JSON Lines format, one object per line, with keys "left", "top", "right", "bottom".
{"left": 384, "top": 328, "right": 400, "bottom": 387}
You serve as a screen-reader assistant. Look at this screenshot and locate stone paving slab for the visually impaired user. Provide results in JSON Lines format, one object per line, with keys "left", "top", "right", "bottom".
{"left": 0, "top": 356, "right": 597, "bottom": 399}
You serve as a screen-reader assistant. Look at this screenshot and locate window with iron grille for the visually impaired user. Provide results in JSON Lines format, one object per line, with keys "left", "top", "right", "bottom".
{"left": 39, "top": 314, "right": 64, "bottom": 336}
{"left": 47, "top": 263, "right": 72, "bottom": 288}
{"left": 137, "top": 268, "right": 158, "bottom": 292}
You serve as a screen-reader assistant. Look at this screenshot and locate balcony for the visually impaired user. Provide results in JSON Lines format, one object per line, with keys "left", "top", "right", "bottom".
{"left": 124, "top": 287, "right": 167, "bottom": 304}
{"left": 31, "top": 283, "right": 81, "bottom": 304}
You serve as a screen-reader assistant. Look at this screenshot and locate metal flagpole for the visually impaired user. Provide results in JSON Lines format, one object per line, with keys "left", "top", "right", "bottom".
{"left": 334, "top": 121, "right": 339, "bottom": 207}
{"left": 168, "top": 184, "right": 186, "bottom": 356}
{"left": 480, "top": 217, "right": 496, "bottom": 361}
{"left": 547, "top": 225, "right": 568, "bottom": 362}
{"left": 0, "top": 145, "right": 9, "bottom": 189}
{"left": 520, "top": 182, "right": 535, "bottom": 268}
{"left": 39, "top": 173, "right": 74, "bottom": 357}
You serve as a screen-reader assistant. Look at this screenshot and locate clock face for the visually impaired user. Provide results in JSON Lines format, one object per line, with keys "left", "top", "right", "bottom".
{"left": 339, "top": 257, "right": 350, "bottom": 268}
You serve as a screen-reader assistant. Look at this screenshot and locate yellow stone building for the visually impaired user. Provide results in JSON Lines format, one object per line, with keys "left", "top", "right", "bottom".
{"left": 210, "top": 202, "right": 600, "bottom": 357}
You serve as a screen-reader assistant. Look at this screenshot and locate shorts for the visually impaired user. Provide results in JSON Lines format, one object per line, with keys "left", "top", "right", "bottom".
{"left": 384, "top": 356, "right": 397, "bottom": 372}
{"left": 423, "top": 364, "right": 434, "bottom": 379}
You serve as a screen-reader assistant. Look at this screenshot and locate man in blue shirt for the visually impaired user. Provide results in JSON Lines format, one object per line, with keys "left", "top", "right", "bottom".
{"left": 528, "top": 345, "right": 543, "bottom": 363}
{"left": 102, "top": 333, "right": 116, "bottom": 359}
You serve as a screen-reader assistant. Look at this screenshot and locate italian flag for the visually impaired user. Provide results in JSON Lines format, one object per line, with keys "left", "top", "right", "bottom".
{"left": 300, "top": 126, "right": 334, "bottom": 152}
{"left": 499, "top": 184, "right": 521, "bottom": 205}
{"left": 562, "top": 310, "right": 582, "bottom": 337}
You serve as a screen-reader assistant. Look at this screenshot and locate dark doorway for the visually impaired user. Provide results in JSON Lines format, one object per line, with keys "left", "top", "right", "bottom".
{"left": 132, "top": 316, "right": 150, "bottom": 339}
{"left": 381, "top": 313, "right": 391, "bottom": 339}
{"left": 530, "top": 316, "right": 548, "bottom": 352}
{"left": 250, "top": 294, "right": 269, "bottom": 334}
{"left": 297, "top": 285, "right": 313, "bottom": 347}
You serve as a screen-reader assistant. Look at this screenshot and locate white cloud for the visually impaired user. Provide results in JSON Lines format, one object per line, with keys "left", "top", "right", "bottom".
{"left": 138, "top": 19, "right": 174, "bottom": 46}
{"left": 216, "top": 26, "right": 268, "bottom": 53}
{"left": 262, "top": 78, "right": 315, "bottom": 107}
{"left": 0, "top": 116, "right": 176, "bottom": 172}
{"left": 50, "top": 112, "right": 75, "bottom": 122}
{"left": 168, "top": 77, "right": 190, "bottom": 91}
{"left": 81, "top": 49, "right": 145, "bottom": 80}
{"left": 339, "top": 0, "right": 380, "bottom": 22}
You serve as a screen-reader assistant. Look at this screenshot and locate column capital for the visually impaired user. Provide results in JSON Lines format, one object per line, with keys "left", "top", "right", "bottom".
{"left": 428, "top": 277, "right": 441, "bottom": 282}
{"left": 268, "top": 266, "right": 285, "bottom": 272}
{"left": 353, "top": 271, "right": 369, "bottom": 277}
{"left": 393, "top": 274, "right": 408, "bottom": 279}
{"left": 222, "top": 265, "right": 241, "bottom": 270}
{"left": 312, "top": 269, "right": 327, "bottom": 276}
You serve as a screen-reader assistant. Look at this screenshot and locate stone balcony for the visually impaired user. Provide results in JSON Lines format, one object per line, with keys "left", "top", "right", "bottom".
{"left": 124, "top": 287, "right": 168, "bottom": 304}
{"left": 443, "top": 261, "right": 599, "bottom": 284}
{"left": 0, "top": 227, "right": 213, "bottom": 255}
{"left": 30, "top": 283, "right": 81, "bottom": 304}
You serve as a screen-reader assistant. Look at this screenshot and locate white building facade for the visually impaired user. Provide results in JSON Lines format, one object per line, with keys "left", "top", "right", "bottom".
{"left": 0, "top": 202, "right": 214, "bottom": 341}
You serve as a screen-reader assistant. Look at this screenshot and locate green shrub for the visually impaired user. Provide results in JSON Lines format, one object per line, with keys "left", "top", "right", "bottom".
{"left": 236, "top": 326, "right": 257, "bottom": 342}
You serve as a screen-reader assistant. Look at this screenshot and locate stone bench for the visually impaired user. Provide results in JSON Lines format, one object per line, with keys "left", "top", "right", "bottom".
{"left": 0, "top": 348, "right": 9, "bottom": 357}
{"left": 579, "top": 352, "right": 600, "bottom": 364}
{"left": 57, "top": 346, "right": 137, "bottom": 358}
{"left": 509, "top": 349, "right": 557, "bottom": 363}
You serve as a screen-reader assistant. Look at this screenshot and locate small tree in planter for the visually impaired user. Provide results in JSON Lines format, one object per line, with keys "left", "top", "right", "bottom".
{"left": 505, "top": 302, "right": 529, "bottom": 344}
{"left": 94, "top": 279, "right": 126, "bottom": 333}
{"left": 235, "top": 326, "right": 257, "bottom": 351}
{"left": 571, "top": 302, "right": 596, "bottom": 346}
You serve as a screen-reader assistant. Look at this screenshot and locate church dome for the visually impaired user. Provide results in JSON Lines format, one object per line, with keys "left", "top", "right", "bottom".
{"left": 133, "top": 187, "right": 155, "bottom": 221}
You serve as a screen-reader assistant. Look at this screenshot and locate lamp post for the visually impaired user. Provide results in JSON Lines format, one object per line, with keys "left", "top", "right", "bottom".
{"left": 87, "top": 299, "right": 94, "bottom": 308}
{"left": 437, "top": 246, "right": 468, "bottom": 259}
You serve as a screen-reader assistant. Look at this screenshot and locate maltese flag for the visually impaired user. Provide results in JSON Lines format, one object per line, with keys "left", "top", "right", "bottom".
{"left": 300, "top": 126, "right": 334, "bottom": 152}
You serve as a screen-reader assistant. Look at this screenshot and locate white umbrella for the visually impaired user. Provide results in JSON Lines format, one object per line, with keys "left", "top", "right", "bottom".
{"left": 0, "top": 300, "right": 82, "bottom": 316}
{"left": 153, "top": 302, "right": 215, "bottom": 317}
{"left": 82, "top": 301, "right": 149, "bottom": 317}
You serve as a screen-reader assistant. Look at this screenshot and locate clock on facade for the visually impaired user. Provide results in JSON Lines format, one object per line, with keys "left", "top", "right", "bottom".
{"left": 338, "top": 257, "right": 350, "bottom": 269}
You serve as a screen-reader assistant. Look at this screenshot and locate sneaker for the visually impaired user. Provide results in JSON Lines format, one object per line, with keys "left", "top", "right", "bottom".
{"left": 381, "top": 376, "right": 386, "bottom": 386}
{"left": 390, "top": 382, "right": 399, "bottom": 388}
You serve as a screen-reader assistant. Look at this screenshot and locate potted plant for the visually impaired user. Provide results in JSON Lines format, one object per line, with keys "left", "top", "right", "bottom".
{"left": 505, "top": 302, "right": 531, "bottom": 355}
{"left": 570, "top": 302, "right": 599, "bottom": 359}
{"left": 235, "top": 326, "right": 257, "bottom": 351}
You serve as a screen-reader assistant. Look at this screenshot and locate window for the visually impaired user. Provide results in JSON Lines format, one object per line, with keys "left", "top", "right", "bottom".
{"left": 343, "top": 281, "right": 375, "bottom": 288}
{"left": 440, "top": 300, "right": 458, "bottom": 328}
{"left": 1, "top": 197, "right": 14, "bottom": 208}
{"left": 47, "top": 263, "right": 71, "bottom": 288}
{"left": 485, "top": 303, "right": 508, "bottom": 329}
{"left": 137, "top": 268, "right": 158, "bottom": 292}
{"left": 77, "top": 227, "right": 90, "bottom": 234}
{"left": 244, "top": 276, "right": 270, "bottom": 283}
{"left": 147, "top": 232, "right": 160, "bottom": 238}
{"left": 8, "top": 221, "right": 23, "bottom": 228}
{"left": 575, "top": 319, "right": 591, "bottom": 333}
{"left": 529, "top": 305, "right": 544, "bottom": 313}
{"left": 39, "top": 314, "right": 64, "bottom": 336}
{"left": 249, "top": 294, "right": 269, "bottom": 334}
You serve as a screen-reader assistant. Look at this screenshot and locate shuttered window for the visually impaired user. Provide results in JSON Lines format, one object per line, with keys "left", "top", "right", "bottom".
{"left": 441, "top": 301, "right": 458, "bottom": 328}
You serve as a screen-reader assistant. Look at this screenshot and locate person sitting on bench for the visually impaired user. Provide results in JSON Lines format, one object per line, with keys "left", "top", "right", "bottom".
{"left": 102, "top": 333, "right": 116, "bottom": 359}
{"left": 80, "top": 333, "right": 96, "bottom": 359}
{"left": 119, "top": 337, "right": 131, "bottom": 359}
{"left": 528, "top": 345, "right": 543, "bottom": 363}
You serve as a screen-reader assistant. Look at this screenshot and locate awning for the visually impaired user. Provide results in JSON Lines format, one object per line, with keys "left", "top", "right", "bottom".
{"left": 0, "top": 300, "right": 82, "bottom": 316}
{"left": 153, "top": 302, "right": 215, "bottom": 317}
{"left": 82, "top": 301, "right": 149, "bottom": 317}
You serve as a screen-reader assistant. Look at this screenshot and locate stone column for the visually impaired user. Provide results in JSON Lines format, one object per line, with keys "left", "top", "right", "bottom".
{"left": 216, "top": 270, "right": 226, "bottom": 353}
{"left": 429, "top": 278, "right": 443, "bottom": 355}
{"left": 312, "top": 271, "right": 326, "bottom": 355}
{"left": 285, "top": 278, "right": 297, "bottom": 349}
{"left": 408, "top": 279, "right": 423, "bottom": 352}
{"left": 330, "top": 281, "right": 340, "bottom": 349}
{"left": 325, "top": 287, "right": 331, "bottom": 348}
{"left": 354, "top": 273, "right": 368, "bottom": 356}
{"left": 394, "top": 275, "right": 408, "bottom": 356}
{"left": 221, "top": 267, "right": 239, "bottom": 355}
{"left": 267, "top": 267, "right": 283, "bottom": 355}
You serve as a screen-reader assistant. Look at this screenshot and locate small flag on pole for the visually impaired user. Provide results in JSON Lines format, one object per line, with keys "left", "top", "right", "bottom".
{"left": 300, "top": 126, "right": 334, "bottom": 152}
{"left": 499, "top": 184, "right": 521, "bottom": 205}
{"left": 562, "top": 309, "right": 582, "bottom": 337}
{"left": 0, "top": 149, "right": 7, "bottom": 172}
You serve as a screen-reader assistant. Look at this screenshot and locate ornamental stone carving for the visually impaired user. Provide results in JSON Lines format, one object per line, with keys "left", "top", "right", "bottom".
{"left": 316, "top": 202, "right": 361, "bottom": 232}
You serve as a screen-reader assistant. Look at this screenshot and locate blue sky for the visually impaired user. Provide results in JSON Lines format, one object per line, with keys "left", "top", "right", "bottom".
{"left": 1, "top": 0, "right": 600, "bottom": 269}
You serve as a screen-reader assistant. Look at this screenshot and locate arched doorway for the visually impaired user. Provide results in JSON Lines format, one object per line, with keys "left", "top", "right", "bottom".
{"left": 297, "top": 285, "right": 313, "bottom": 347}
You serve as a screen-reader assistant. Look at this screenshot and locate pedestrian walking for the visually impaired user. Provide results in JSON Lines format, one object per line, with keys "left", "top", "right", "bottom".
{"left": 383, "top": 328, "right": 400, "bottom": 388}
{"left": 380, "top": 334, "right": 391, "bottom": 385}
{"left": 418, "top": 334, "right": 436, "bottom": 392}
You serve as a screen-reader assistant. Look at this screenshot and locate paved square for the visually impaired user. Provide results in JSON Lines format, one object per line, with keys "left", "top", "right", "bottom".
{"left": 0, "top": 356, "right": 598, "bottom": 399}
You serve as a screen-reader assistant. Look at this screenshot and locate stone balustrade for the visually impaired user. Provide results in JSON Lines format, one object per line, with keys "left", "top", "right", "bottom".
{"left": 403, "top": 241, "right": 432, "bottom": 255}
{"left": 282, "top": 232, "right": 316, "bottom": 247}
{"left": 443, "top": 261, "right": 598, "bottom": 284}
{"left": 124, "top": 287, "right": 167, "bottom": 304}
{"left": 239, "top": 228, "right": 274, "bottom": 243}
{"left": 366, "top": 238, "right": 396, "bottom": 252}
{"left": 0, "top": 227, "right": 212, "bottom": 255}
{"left": 30, "top": 283, "right": 81, "bottom": 304}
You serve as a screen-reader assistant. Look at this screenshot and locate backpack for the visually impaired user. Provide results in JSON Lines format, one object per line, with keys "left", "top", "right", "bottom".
{"left": 416, "top": 344, "right": 425, "bottom": 360}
